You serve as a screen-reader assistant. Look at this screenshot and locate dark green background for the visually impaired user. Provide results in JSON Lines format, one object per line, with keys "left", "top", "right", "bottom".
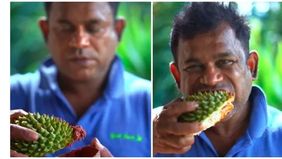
{"left": 153, "top": 2, "right": 282, "bottom": 110}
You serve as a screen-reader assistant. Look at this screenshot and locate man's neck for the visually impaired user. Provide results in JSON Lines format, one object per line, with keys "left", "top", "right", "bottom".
{"left": 205, "top": 101, "right": 251, "bottom": 156}
{"left": 211, "top": 100, "right": 250, "bottom": 135}
{"left": 57, "top": 72, "right": 108, "bottom": 117}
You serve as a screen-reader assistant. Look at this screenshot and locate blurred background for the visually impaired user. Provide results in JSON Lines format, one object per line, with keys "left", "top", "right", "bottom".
{"left": 153, "top": 2, "right": 282, "bottom": 110}
{"left": 11, "top": 2, "right": 151, "bottom": 80}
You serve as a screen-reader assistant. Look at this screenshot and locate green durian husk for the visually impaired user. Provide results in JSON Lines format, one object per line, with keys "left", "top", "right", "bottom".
{"left": 11, "top": 113, "right": 85, "bottom": 157}
{"left": 178, "top": 90, "right": 234, "bottom": 132}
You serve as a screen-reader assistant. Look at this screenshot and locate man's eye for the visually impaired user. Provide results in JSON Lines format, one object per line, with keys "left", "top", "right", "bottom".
{"left": 59, "top": 24, "right": 74, "bottom": 32}
{"left": 217, "top": 59, "right": 235, "bottom": 67}
{"left": 87, "top": 25, "right": 103, "bottom": 34}
{"left": 88, "top": 27, "right": 100, "bottom": 34}
{"left": 184, "top": 65, "right": 203, "bottom": 72}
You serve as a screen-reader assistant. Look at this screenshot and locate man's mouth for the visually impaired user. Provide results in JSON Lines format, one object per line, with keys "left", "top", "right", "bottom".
{"left": 190, "top": 88, "right": 233, "bottom": 95}
{"left": 70, "top": 57, "right": 96, "bottom": 67}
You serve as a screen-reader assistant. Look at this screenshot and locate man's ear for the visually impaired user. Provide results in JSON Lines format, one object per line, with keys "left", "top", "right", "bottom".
{"left": 247, "top": 51, "right": 259, "bottom": 80}
{"left": 38, "top": 17, "right": 49, "bottom": 42}
{"left": 114, "top": 18, "right": 126, "bottom": 41}
{"left": 169, "top": 62, "right": 180, "bottom": 88}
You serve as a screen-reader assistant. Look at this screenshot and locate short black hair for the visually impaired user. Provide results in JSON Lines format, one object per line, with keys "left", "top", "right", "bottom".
{"left": 170, "top": 2, "right": 250, "bottom": 64}
{"left": 44, "top": 2, "right": 119, "bottom": 19}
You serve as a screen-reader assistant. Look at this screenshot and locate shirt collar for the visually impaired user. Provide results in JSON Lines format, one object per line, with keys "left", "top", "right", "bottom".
{"left": 247, "top": 85, "right": 268, "bottom": 139}
{"left": 38, "top": 58, "right": 58, "bottom": 91}
{"left": 102, "top": 56, "right": 125, "bottom": 99}
{"left": 39, "top": 55, "right": 125, "bottom": 99}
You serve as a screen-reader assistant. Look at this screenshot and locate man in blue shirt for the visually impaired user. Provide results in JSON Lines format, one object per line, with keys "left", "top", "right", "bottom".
{"left": 11, "top": 2, "right": 151, "bottom": 157}
{"left": 153, "top": 2, "right": 282, "bottom": 157}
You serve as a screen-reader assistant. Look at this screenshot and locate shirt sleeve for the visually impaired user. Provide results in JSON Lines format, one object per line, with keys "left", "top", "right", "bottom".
{"left": 10, "top": 73, "right": 36, "bottom": 111}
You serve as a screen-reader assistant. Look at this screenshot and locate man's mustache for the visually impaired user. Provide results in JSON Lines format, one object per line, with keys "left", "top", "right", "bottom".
{"left": 68, "top": 48, "right": 98, "bottom": 59}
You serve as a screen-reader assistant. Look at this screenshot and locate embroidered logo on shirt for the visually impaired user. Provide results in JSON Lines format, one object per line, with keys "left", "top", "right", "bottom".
{"left": 110, "top": 132, "right": 142, "bottom": 142}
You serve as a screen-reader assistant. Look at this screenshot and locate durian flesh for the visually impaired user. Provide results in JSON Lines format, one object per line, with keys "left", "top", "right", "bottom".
{"left": 178, "top": 90, "right": 235, "bottom": 133}
{"left": 11, "top": 113, "right": 86, "bottom": 157}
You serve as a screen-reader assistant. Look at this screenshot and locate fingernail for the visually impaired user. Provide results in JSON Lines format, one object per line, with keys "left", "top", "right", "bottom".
{"left": 93, "top": 138, "right": 104, "bottom": 150}
{"left": 187, "top": 101, "right": 198, "bottom": 107}
{"left": 33, "top": 132, "right": 39, "bottom": 140}
{"left": 25, "top": 128, "right": 39, "bottom": 141}
{"left": 194, "top": 102, "right": 199, "bottom": 107}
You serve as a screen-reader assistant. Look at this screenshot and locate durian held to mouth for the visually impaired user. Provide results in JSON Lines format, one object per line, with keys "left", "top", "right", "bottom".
{"left": 178, "top": 90, "right": 235, "bottom": 134}
{"left": 11, "top": 113, "right": 86, "bottom": 157}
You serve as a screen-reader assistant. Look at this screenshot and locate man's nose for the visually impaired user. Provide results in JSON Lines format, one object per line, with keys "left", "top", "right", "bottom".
{"left": 69, "top": 26, "right": 90, "bottom": 48}
{"left": 200, "top": 65, "right": 223, "bottom": 86}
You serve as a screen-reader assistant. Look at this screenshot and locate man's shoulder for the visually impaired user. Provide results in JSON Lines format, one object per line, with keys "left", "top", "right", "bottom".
{"left": 266, "top": 106, "right": 282, "bottom": 132}
{"left": 10, "top": 72, "right": 41, "bottom": 110}
{"left": 11, "top": 72, "right": 40, "bottom": 88}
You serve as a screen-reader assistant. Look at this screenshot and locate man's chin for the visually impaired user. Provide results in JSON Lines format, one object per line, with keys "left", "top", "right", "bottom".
{"left": 68, "top": 69, "right": 98, "bottom": 82}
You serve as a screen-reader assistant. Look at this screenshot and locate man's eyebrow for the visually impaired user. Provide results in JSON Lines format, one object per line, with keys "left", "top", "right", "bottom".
{"left": 184, "top": 57, "right": 201, "bottom": 64}
{"left": 214, "top": 52, "right": 235, "bottom": 59}
{"left": 184, "top": 52, "right": 235, "bottom": 64}
{"left": 56, "top": 19, "right": 101, "bottom": 25}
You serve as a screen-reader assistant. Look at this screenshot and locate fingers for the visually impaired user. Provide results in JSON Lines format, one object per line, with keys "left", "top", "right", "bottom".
{"left": 10, "top": 150, "right": 28, "bottom": 157}
{"left": 10, "top": 109, "right": 28, "bottom": 122}
{"left": 153, "top": 98, "right": 203, "bottom": 155}
{"left": 93, "top": 151, "right": 101, "bottom": 157}
{"left": 162, "top": 99, "right": 198, "bottom": 118}
{"left": 92, "top": 138, "right": 113, "bottom": 157}
{"left": 157, "top": 119, "right": 203, "bottom": 135}
{"left": 155, "top": 99, "right": 203, "bottom": 135}
{"left": 154, "top": 121, "right": 195, "bottom": 155}
{"left": 158, "top": 134, "right": 194, "bottom": 149}
{"left": 10, "top": 110, "right": 35, "bottom": 157}
{"left": 11, "top": 124, "right": 39, "bottom": 141}
{"left": 10, "top": 110, "right": 38, "bottom": 141}
{"left": 154, "top": 143, "right": 191, "bottom": 155}
{"left": 154, "top": 135, "right": 192, "bottom": 155}
{"left": 153, "top": 133, "right": 194, "bottom": 155}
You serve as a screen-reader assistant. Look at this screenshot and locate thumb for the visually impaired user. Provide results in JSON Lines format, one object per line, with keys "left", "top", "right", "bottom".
{"left": 92, "top": 138, "right": 113, "bottom": 157}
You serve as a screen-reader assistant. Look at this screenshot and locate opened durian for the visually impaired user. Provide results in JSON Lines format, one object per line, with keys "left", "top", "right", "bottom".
{"left": 11, "top": 113, "right": 86, "bottom": 157}
{"left": 178, "top": 90, "right": 235, "bottom": 133}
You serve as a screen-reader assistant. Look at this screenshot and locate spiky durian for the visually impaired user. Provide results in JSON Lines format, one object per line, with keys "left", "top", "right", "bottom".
{"left": 11, "top": 113, "right": 86, "bottom": 157}
{"left": 178, "top": 90, "right": 235, "bottom": 133}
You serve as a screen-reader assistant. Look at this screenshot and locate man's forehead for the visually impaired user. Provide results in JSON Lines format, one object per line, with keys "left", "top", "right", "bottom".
{"left": 177, "top": 23, "right": 244, "bottom": 60}
{"left": 49, "top": 2, "right": 113, "bottom": 20}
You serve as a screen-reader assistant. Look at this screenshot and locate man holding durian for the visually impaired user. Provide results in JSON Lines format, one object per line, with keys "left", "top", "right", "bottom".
{"left": 10, "top": 2, "right": 151, "bottom": 157}
{"left": 153, "top": 2, "right": 282, "bottom": 157}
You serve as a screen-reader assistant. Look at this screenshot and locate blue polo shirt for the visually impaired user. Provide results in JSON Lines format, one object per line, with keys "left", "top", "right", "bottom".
{"left": 156, "top": 86, "right": 282, "bottom": 157}
{"left": 11, "top": 56, "right": 151, "bottom": 157}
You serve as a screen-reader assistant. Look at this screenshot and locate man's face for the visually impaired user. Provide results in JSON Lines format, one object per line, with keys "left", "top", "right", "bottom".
{"left": 174, "top": 23, "right": 255, "bottom": 116}
{"left": 43, "top": 2, "right": 119, "bottom": 81}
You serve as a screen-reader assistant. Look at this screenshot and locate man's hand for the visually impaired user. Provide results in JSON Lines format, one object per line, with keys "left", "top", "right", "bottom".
{"left": 153, "top": 99, "right": 204, "bottom": 155}
{"left": 10, "top": 109, "right": 39, "bottom": 157}
{"left": 93, "top": 138, "right": 113, "bottom": 157}
{"left": 60, "top": 138, "right": 113, "bottom": 157}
